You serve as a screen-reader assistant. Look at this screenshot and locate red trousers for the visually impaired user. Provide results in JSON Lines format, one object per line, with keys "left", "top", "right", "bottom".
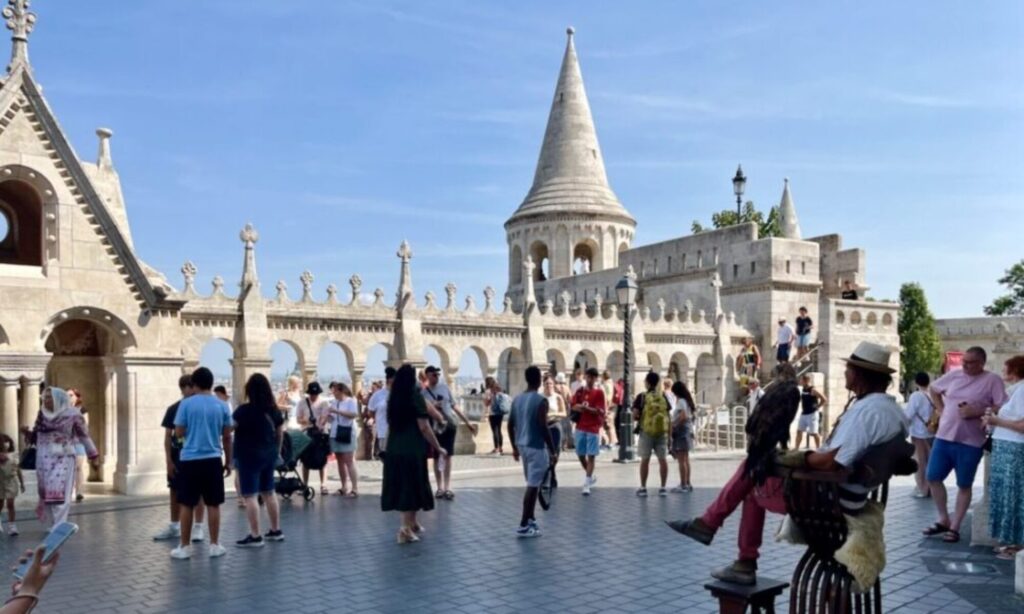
{"left": 701, "top": 463, "right": 787, "bottom": 561}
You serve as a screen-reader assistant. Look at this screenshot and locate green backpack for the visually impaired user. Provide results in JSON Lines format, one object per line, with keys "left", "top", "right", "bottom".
{"left": 641, "top": 391, "right": 670, "bottom": 437}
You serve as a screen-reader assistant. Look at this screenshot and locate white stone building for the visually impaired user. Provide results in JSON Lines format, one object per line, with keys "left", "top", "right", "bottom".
{"left": 0, "top": 10, "right": 897, "bottom": 494}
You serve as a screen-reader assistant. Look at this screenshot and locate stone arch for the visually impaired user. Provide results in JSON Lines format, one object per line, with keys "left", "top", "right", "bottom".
{"left": 424, "top": 344, "right": 452, "bottom": 375}
{"left": 646, "top": 351, "right": 663, "bottom": 376}
{"left": 546, "top": 348, "right": 567, "bottom": 376}
{"left": 317, "top": 341, "right": 354, "bottom": 385}
{"left": 606, "top": 350, "right": 624, "bottom": 380}
{"left": 694, "top": 352, "right": 720, "bottom": 406}
{"left": 365, "top": 342, "right": 399, "bottom": 377}
{"left": 197, "top": 338, "right": 235, "bottom": 387}
{"left": 0, "top": 321, "right": 8, "bottom": 346}
{"left": 836, "top": 310, "right": 846, "bottom": 325}
{"left": 39, "top": 306, "right": 138, "bottom": 352}
{"left": 497, "top": 347, "right": 527, "bottom": 394}
{"left": 850, "top": 311, "right": 863, "bottom": 326}
{"left": 0, "top": 165, "right": 59, "bottom": 267}
{"left": 573, "top": 239, "right": 599, "bottom": 275}
{"left": 866, "top": 312, "right": 878, "bottom": 327}
{"left": 529, "top": 241, "right": 550, "bottom": 281}
{"left": 510, "top": 244, "right": 523, "bottom": 285}
{"left": 270, "top": 340, "right": 304, "bottom": 382}
{"left": 668, "top": 352, "right": 690, "bottom": 389}
{"left": 455, "top": 346, "right": 487, "bottom": 389}
{"left": 573, "top": 349, "right": 599, "bottom": 373}
{"left": 881, "top": 313, "right": 893, "bottom": 327}
{"left": 618, "top": 241, "right": 629, "bottom": 254}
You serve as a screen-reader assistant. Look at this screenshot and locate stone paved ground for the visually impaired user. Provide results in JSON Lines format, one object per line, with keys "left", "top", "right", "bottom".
{"left": 0, "top": 452, "right": 1019, "bottom": 613}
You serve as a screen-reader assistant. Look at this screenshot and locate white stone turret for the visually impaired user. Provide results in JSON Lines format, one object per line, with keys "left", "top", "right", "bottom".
{"left": 778, "top": 178, "right": 801, "bottom": 240}
{"left": 505, "top": 28, "right": 636, "bottom": 296}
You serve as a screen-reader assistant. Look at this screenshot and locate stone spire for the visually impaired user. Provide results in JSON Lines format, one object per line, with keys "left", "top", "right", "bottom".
{"left": 396, "top": 240, "right": 415, "bottom": 311}
{"left": 778, "top": 178, "right": 801, "bottom": 240}
{"left": 239, "top": 223, "right": 260, "bottom": 291}
{"left": 3, "top": 0, "right": 35, "bottom": 72}
{"left": 507, "top": 27, "right": 633, "bottom": 225}
{"left": 96, "top": 128, "right": 114, "bottom": 170}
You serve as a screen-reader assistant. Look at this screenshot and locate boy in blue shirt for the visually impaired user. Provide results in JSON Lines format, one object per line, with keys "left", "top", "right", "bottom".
{"left": 171, "top": 367, "right": 233, "bottom": 560}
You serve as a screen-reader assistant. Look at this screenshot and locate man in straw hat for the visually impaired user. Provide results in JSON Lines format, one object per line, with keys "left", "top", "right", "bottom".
{"left": 665, "top": 341, "right": 907, "bottom": 585}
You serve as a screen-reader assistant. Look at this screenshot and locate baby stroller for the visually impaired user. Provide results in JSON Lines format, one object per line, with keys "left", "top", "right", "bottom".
{"left": 275, "top": 429, "right": 316, "bottom": 501}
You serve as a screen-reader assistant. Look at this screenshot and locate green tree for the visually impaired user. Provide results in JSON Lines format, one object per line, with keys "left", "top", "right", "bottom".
{"left": 898, "top": 282, "right": 943, "bottom": 385}
{"left": 984, "top": 259, "right": 1024, "bottom": 316}
{"left": 692, "top": 201, "right": 781, "bottom": 238}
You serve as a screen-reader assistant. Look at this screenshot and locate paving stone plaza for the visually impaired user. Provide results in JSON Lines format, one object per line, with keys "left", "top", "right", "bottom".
{"left": 0, "top": 455, "right": 1015, "bottom": 613}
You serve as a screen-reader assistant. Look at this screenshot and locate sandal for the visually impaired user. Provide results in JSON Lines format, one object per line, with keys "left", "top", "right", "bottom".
{"left": 996, "top": 547, "right": 1022, "bottom": 560}
{"left": 942, "top": 530, "right": 961, "bottom": 543}
{"left": 320, "top": 486, "right": 329, "bottom": 495}
{"left": 344, "top": 491, "right": 358, "bottom": 498}
{"left": 334, "top": 489, "right": 346, "bottom": 496}
{"left": 443, "top": 490, "right": 455, "bottom": 500}
{"left": 922, "top": 523, "right": 950, "bottom": 536}
{"left": 435, "top": 489, "right": 445, "bottom": 499}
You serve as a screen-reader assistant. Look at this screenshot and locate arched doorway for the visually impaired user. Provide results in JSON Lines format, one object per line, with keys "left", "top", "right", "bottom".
{"left": 668, "top": 352, "right": 690, "bottom": 389}
{"left": 497, "top": 347, "right": 527, "bottom": 394}
{"left": 529, "top": 241, "right": 550, "bottom": 281}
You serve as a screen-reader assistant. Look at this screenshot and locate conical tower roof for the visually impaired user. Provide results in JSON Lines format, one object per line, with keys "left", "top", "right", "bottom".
{"left": 778, "top": 178, "right": 802, "bottom": 239}
{"left": 506, "top": 28, "right": 634, "bottom": 227}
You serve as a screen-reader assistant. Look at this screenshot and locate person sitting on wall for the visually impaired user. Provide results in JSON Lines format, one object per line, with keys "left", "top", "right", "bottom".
{"left": 841, "top": 280, "right": 859, "bottom": 300}
{"left": 665, "top": 342, "right": 907, "bottom": 586}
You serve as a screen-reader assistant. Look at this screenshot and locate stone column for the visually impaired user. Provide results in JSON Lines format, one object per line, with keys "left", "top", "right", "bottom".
{"left": 230, "top": 358, "right": 273, "bottom": 402}
{"left": 0, "top": 379, "right": 19, "bottom": 450}
{"left": 303, "top": 367, "right": 318, "bottom": 388}
{"left": 100, "top": 362, "right": 119, "bottom": 482}
{"left": 18, "top": 377, "right": 41, "bottom": 434}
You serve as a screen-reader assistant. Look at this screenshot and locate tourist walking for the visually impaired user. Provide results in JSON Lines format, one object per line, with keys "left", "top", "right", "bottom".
{"left": 367, "top": 367, "right": 395, "bottom": 459}
{"left": 381, "top": 365, "right": 447, "bottom": 544}
{"left": 773, "top": 317, "right": 796, "bottom": 363}
{"left": 737, "top": 337, "right": 762, "bottom": 381}
{"left": 508, "top": 366, "right": 557, "bottom": 538}
{"left": 634, "top": 372, "right": 670, "bottom": 497}
{"left": 794, "top": 375, "right": 828, "bottom": 449}
{"left": 600, "top": 370, "right": 617, "bottom": 449}
{"left": 66, "top": 389, "right": 87, "bottom": 503}
{"left": 667, "top": 342, "right": 906, "bottom": 585}
{"left": 554, "top": 372, "right": 574, "bottom": 451}
{"left": 570, "top": 369, "right": 585, "bottom": 395}
{"left": 154, "top": 375, "right": 207, "bottom": 542}
{"left": 171, "top": 367, "right": 233, "bottom": 560}
{"left": 487, "top": 381, "right": 511, "bottom": 455}
{"left": 23, "top": 387, "right": 99, "bottom": 530}
{"left": 423, "top": 365, "right": 477, "bottom": 500}
{"left": 794, "top": 307, "right": 813, "bottom": 360}
{"left": 542, "top": 376, "right": 567, "bottom": 488}
{"left": 923, "top": 346, "right": 1008, "bottom": 544}
{"left": 670, "top": 381, "right": 697, "bottom": 493}
{"left": 903, "top": 372, "right": 936, "bottom": 498}
{"left": 232, "top": 373, "right": 284, "bottom": 548}
{"left": 982, "top": 356, "right": 1024, "bottom": 560}
{"left": 297, "top": 381, "right": 331, "bottom": 495}
{"left": 570, "top": 367, "right": 606, "bottom": 495}
{"left": 327, "top": 383, "right": 359, "bottom": 497}
{"left": 277, "top": 375, "right": 303, "bottom": 430}
{"left": 0, "top": 433, "right": 24, "bottom": 536}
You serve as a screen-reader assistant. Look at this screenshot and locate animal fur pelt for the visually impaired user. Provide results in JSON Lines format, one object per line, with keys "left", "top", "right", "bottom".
{"left": 774, "top": 514, "right": 806, "bottom": 545}
{"left": 744, "top": 381, "right": 800, "bottom": 485}
{"left": 835, "top": 500, "right": 886, "bottom": 593}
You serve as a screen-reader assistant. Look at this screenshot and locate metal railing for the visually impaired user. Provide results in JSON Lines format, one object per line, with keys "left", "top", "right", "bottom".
{"left": 694, "top": 403, "right": 749, "bottom": 451}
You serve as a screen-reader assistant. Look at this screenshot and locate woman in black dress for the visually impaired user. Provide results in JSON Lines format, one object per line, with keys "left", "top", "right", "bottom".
{"left": 381, "top": 365, "right": 446, "bottom": 544}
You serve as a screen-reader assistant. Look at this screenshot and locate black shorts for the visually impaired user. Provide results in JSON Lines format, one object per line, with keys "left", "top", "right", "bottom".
{"left": 176, "top": 458, "right": 225, "bottom": 507}
{"left": 430, "top": 427, "right": 456, "bottom": 457}
{"left": 167, "top": 450, "right": 181, "bottom": 490}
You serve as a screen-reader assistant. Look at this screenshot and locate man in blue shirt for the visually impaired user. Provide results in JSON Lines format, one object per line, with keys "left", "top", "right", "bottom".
{"left": 171, "top": 367, "right": 233, "bottom": 560}
{"left": 508, "top": 366, "right": 557, "bottom": 537}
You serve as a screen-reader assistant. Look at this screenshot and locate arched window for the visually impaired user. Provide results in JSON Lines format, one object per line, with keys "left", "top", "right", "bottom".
{"left": 573, "top": 242, "right": 595, "bottom": 275}
{"left": 510, "top": 245, "right": 523, "bottom": 285}
{"left": 529, "top": 241, "right": 550, "bottom": 281}
{"left": 0, "top": 180, "right": 43, "bottom": 267}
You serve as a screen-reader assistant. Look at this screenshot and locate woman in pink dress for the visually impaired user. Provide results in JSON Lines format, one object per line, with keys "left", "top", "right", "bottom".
{"left": 24, "top": 387, "right": 98, "bottom": 529}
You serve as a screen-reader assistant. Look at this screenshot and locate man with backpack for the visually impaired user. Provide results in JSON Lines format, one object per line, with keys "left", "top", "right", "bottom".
{"left": 633, "top": 371, "right": 671, "bottom": 497}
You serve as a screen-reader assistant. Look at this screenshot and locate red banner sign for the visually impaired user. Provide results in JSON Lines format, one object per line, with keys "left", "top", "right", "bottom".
{"left": 943, "top": 351, "right": 964, "bottom": 373}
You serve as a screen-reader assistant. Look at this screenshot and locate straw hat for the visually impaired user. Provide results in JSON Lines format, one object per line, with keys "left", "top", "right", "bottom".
{"left": 844, "top": 341, "right": 896, "bottom": 374}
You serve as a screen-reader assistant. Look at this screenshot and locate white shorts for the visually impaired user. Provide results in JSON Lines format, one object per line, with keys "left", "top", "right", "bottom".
{"left": 520, "top": 447, "right": 550, "bottom": 487}
{"left": 797, "top": 412, "right": 820, "bottom": 434}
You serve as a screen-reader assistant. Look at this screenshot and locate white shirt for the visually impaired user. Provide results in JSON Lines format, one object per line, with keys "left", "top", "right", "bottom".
{"left": 296, "top": 397, "right": 329, "bottom": 426}
{"left": 777, "top": 323, "right": 796, "bottom": 345}
{"left": 368, "top": 388, "right": 390, "bottom": 439}
{"left": 994, "top": 383, "right": 1024, "bottom": 444}
{"left": 282, "top": 391, "right": 302, "bottom": 430}
{"left": 329, "top": 397, "right": 359, "bottom": 439}
{"left": 671, "top": 398, "right": 692, "bottom": 431}
{"left": 747, "top": 387, "right": 765, "bottom": 413}
{"left": 903, "top": 390, "right": 935, "bottom": 439}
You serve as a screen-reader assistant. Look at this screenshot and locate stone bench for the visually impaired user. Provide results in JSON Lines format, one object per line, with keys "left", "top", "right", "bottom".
{"left": 704, "top": 578, "right": 789, "bottom": 614}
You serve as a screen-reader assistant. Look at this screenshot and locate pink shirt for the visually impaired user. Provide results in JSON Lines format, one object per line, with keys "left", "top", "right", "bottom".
{"left": 932, "top": 370, "right": 1008, "bottom": 448}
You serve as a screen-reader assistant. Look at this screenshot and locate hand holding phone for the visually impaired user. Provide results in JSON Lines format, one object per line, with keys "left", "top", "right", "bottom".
{"left": 13, "top": 522, "right": 77, "bottom": 581}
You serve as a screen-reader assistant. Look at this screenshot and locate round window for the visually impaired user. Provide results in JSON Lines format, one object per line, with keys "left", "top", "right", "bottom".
{"left": 0, "top": 209, "right": 10, "bottom": 244}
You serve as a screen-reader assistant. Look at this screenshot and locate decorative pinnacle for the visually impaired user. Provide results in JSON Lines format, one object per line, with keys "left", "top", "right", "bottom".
{"left": 566, "top": 26, "right": 574, "bottom": 37}
{"left": 625, "top": 264, "right": 637, "bottom": 281}
{"left": 3, "top": 0, "right": 34, "bottom": 68}
{"left": 397, "top": 240, "right": 412, "bottom": 262}
{"left": 239, "top": 223, "right": 259, "bottom": 247}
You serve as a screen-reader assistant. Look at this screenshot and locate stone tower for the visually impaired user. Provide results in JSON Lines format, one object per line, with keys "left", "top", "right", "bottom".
{"left": 505, "top": 27, "right": 636, "bottom": 299}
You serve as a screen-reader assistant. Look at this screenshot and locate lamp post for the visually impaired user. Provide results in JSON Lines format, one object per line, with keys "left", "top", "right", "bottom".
{"left": 732, "top": 164, "right": 746, "bottom": 222}
{"left": 614, "top": 269, "right": 639, "bottom": 462}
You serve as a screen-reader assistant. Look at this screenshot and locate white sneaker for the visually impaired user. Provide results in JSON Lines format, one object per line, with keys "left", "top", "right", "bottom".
{"left": 582, "top": 484, "right": 591, "bottom": 496}
{"left": 192, "top": 523, "right": 206, "bottom": 543}
{"left": 658, "top": 488, "right": 668, "bottom": 497}
{"left": 670, "top": 485, "right": 686, "bottom": 494}
{"left": 6, "top": 523, "right": 17, "bottom": 536}
{"left": 153, "top": 524, "right": 180, "bottom": 541}
{"left": 587, "top": 475, "right": 597, "bottom": 487}
{"left": 169, "top": 545, "right": 192, "bottom": 560}
{"left": 209, "top": 543, "right": 227, "bottom": 558}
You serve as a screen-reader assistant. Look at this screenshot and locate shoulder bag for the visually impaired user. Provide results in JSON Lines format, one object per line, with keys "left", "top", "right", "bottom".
{"left": 333, "top": 402, "right": 353, "bottom": 444}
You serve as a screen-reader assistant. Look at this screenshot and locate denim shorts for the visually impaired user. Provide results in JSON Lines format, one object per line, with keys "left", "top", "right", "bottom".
{"left": 237, "top": 456, "right": 276, "bottom": 497}
{"left": 797, "top": 333, "right": 811, "bottom": 348}
{"left": 574, "top": 431, "right": 600, "bottom": 457}
{"left": 926, "top": 438, "right": 984, "bottom": 489}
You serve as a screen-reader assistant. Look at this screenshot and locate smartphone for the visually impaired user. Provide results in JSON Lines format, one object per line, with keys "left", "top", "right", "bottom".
{"left": 13, "top": 521, "right": 78, "bottom": 580}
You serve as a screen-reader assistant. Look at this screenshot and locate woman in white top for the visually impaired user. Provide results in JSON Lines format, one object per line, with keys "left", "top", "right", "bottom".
{"left": 903, "top": 372, "right": 936, "bottom": 498}
{"left": 277, "top": 376, "right": 303, "bottom": 430}
{"left": 542, "top": 376, "right": 567, "bottom": 488}
{"left": 669, "top": 381, "right": 697, "bottom": 493}
{"left": 327, "top": 383, "right": 360, "bottom": 497}
{"left": 982, "top": 355, "right": 1024, "bottom": 559}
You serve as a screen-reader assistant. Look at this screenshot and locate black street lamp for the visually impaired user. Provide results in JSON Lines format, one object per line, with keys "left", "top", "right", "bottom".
{"left": 614, "top": 270, "right": 639, "bottom": 463}
{"left": 732, "top": 164, "right": 746, "bottom": 222}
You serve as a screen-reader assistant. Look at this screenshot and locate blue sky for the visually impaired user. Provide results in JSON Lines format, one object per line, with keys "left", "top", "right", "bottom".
{"left": 26, "top": 1, "right": 1023, "bottom": 378}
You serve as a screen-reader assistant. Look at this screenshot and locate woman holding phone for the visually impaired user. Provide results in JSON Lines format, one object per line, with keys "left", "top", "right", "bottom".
{"left": 23, "top": 387, "right": 99, "bottom": 529}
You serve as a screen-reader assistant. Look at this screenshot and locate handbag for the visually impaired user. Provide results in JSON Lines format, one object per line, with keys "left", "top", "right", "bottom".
{"left": 982, "top": 434, "right": 993, "bottom": 453}
{"left": 334, "top": 425, "right": 353, "bottom": 445}
{"left": 924, "top": 397, "right": 940, "bottom": 435}
{"left": 19, "top": 446, "right": 36, "bottom": 471}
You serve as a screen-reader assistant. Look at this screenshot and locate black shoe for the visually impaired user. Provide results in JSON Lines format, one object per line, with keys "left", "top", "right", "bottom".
{"left": 711, "top": 560, "right": 757, "bottom": 586}
{"left": 235, "top": 535, "right": 265, "bottom": 548}
{"left": 550, "top": 476, "right": 558, "bottom": 489}
{"left": 664, "top": 518, "right": 715, "bottom": 545}
{"left": 75, "top": 494, "right": 84, "bottom": 502}
{"left": 264, "top": 530, "right": 285, "bottom": 542}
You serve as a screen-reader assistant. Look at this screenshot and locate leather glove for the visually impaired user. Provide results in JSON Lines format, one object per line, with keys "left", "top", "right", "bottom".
{"left": 776, "top": 449, "right": 810, "bottom": 468}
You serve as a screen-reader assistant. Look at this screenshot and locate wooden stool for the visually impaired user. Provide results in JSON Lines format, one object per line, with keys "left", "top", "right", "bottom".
{"left": 704, "top": 578, "right": 789, "bottom": 614}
